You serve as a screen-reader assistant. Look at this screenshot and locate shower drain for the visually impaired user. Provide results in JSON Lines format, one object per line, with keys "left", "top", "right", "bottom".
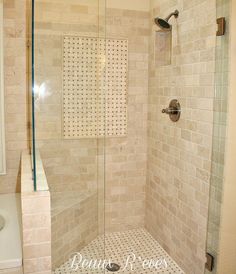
{"left": 106, "top": 263, "right": 121, "bottom": 272}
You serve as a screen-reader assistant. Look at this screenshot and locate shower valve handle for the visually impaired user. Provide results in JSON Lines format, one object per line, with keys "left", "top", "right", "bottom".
{"left": 162, "top": 107, "right": 178, "bottom": 114}
{"left": 161, "top": 99, "right": 181, "bottom": 122}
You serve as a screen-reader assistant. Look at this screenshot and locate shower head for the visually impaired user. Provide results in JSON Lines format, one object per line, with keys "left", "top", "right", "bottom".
{"left": 154, "top": 10, "right": 179, "bottom": 31}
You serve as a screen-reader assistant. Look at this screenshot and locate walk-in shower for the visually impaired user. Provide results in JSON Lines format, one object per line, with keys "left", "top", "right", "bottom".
{"left": 29, "top": 0, "right": 231, "bottom": 273}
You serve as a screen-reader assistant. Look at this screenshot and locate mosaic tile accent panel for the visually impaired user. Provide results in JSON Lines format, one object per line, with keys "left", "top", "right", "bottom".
{"left": 53, "top": 229, "right": 184, "bottom": 274}
{"left": 63, "top": 36, "right": 128, "bottom": 138}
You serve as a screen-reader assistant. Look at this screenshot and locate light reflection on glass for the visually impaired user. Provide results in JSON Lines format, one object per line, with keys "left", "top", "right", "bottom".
{"left": 34, "top": 82, "right": 51, "bottom": 109}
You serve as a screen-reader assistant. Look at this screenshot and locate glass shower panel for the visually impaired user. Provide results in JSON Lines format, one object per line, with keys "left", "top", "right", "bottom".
{"left": 28, "top": 0, "right": 35, "bottom": 189}
{"left": 32, "top": 0, "right": 106, "bottom": 272}
{"left": 205, "top": 0, "right": 230, "bottom": 273}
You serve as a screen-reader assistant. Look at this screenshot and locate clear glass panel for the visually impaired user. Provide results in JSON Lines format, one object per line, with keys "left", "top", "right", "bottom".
{"left": 32, "top": 0, "right": 106, "bottom": 271}
{"left": 205, "top": 0, "right": 231, "bottom": 273}
{"left": 29, "top": 0, "right": 36, "bottom": 190}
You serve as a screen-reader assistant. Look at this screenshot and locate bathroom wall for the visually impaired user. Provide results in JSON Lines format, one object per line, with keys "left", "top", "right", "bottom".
{"left": 21, "top": 151, "right": 51, "bottom": 274}
{"left": 104, "top": 6, "right": 149, "bottom": 232}
{"left": 33, "top": 0, "right": 149, "bottom": 232}
{"left": 107, "top": 0, "right": 149, "bottom": 11}
{"left": 0, "top": 0, "right": 28, "bottom": 194}
{"left": 146, "top": 0, "right": 216, "bottom": 273}
{"left": 34, "top": 0, "right": 101, "bottom": 193}
{"left": 33, "top": 1, "right": 104, "bottom": 268}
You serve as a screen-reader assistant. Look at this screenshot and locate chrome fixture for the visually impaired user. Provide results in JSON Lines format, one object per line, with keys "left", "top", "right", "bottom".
{"left": 162, "top": 99, "right": 181, "bottom": 122}
{"left": 154, "top": 10, "right": 179, "bottom": 31}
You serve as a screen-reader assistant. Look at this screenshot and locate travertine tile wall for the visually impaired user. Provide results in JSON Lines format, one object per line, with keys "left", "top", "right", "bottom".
{"left": 33, "top": 1, "right": 102, "bottom": 268}
{"left": 0, "top": 0, "right": 28, "bottom": 194}
{"left": 34, "top": 0, "right": 149, "bottom": 233}
{"left": 146, "top": 0, "right": 217, "bottom": 273}
{"left": 51, "top": 192, "right": 98, "bottom": 269}
{"left": 1, "top": 1, "right": 232, "bottom": 273}
{"left": 34, "top": 0, "right": 100, "bottom": 193}
{"left": 21, "top": 151, "right": 51, "bottom": 274}
{"left": 0, "top": 267, "right": 23, "bottom": 274}
{"left": 22, "top": 192, "right": 51, "bottom": 274}
{"left": 104, "top": 8, "right": 149, "bottom": 232}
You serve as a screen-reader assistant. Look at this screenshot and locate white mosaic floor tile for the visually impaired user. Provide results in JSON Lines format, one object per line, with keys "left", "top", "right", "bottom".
{"left": 53, "top": 229, "right": 184, "bottom": 274}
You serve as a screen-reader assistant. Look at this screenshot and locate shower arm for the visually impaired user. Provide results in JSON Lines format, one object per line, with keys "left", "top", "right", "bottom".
{"left": 165, "top": 10, "right": 179, "bottom": 22}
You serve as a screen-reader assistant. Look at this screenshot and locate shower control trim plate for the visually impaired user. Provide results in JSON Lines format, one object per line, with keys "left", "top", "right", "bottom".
{"left": 162, "top": 99, "right": 181, "bottom": 122}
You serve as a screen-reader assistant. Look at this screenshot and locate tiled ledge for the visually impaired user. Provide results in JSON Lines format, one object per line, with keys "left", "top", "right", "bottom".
{"left": 21, "top": 150, "right": 51, "bottom": 274}
{"left": 21, "top": 150, "right": 49, "bottom": 193}
{"left": 21, "top": 151, "right": 34, "bottom": 194}
{"left": 35, "top": 151, "right": 49, "bottom": 192}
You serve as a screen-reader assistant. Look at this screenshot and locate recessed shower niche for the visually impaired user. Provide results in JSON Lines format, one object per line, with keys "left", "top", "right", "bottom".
{"left": 154, "top": 30, "right": 172, "bottom": 67}
{"left": 153, "top": 9, "right": 178, "bottom": 67}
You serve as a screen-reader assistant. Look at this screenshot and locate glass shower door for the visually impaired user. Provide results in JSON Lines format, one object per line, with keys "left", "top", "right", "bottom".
{"left": 205, "top": 0, "right": 230, "bottom": 273}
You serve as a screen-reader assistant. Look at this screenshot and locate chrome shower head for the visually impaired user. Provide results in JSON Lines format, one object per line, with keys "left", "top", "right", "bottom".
{"left": 154, "top": 10, "right": 179, "bottom": 31}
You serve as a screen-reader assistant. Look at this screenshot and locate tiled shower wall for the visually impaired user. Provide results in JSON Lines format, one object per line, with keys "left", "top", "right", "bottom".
{"left": 1, "top": 1, "right": 225, "bottom": 273}
{"left": 34, "top": 1, "right": 105, "bottom": 267}
{"left": 104, "top": 8, "right": 149, "bottom": 232}
{"left": 0, "top": 0, "right": 28, "bottom": 194}
{"left": 34, "top": 0, "right": 101, "bottom": 193}
{"left": 34, "top": 0, "right": 149, "bottom": 232}
{"left": 146, "top": 0, "right": 216, "bottom": 273}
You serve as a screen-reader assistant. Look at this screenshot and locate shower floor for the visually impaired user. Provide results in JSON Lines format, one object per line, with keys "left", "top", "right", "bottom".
{"left": 53, "top": 229, "right": 184, "bottom": 274}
